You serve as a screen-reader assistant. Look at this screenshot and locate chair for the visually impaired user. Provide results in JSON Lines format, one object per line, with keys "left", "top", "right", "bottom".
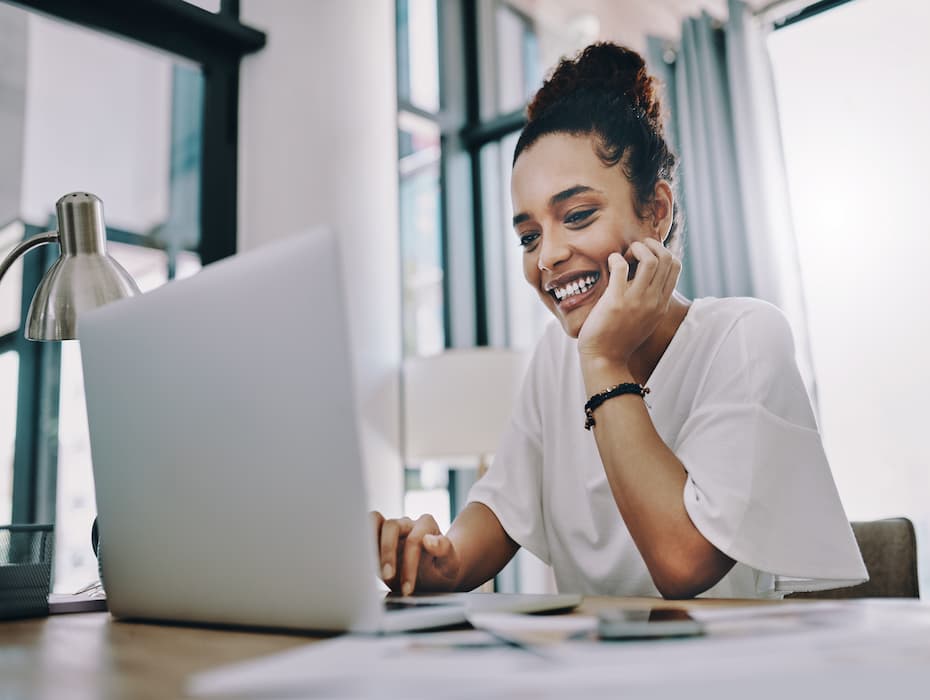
{"left": 788, "top": 517, "right": 920, "bottom": 599}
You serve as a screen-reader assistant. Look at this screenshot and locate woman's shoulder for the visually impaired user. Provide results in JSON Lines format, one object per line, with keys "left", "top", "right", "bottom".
{"left": 693, "top": 296, "right": 789, "bottom": 326}
{"left": 692, "top": 296, "right": 794, "bottom": 346}
{"left": 688, "top": 297, "right": 798, "bottom": 380}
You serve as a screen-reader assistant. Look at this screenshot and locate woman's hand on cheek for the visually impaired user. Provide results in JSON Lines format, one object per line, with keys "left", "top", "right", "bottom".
{"left": 577, "top": 238, "right": 681, "bottom": 367}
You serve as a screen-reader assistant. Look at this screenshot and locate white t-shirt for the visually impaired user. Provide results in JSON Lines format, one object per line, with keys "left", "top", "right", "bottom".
{"left": 467, "top": 297, "right": 867, "bottom": 598}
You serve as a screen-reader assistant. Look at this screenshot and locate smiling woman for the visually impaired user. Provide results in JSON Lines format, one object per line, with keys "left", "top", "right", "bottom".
{"left": 372, "top": 41, "right": 868, "bottom": 600}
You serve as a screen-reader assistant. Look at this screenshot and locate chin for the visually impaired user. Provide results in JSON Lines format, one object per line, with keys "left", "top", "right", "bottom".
{"left": 538, "top": 293, "right": 589, "bottom": 339}
{"left": 555, "top": 308, "right": 587, "bottom": 339}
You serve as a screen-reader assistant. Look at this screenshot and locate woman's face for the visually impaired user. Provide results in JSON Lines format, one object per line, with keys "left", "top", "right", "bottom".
{"left": 511, "top": 132, "right": 665, "bottom": 338}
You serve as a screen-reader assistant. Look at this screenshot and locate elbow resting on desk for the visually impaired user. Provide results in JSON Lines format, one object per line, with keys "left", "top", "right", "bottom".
{"left": 647, "top": 542, "right": 737, "bottom": 600}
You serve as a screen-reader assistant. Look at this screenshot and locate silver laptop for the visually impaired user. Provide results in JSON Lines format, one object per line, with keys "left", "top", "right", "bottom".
{"left": 79, "top": 229, "right": 578, "bottom": 633}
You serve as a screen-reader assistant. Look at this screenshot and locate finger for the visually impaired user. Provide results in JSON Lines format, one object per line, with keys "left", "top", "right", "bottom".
{"left": 628, "top": 240, "right": 658, "bottom": 291}
{"left": 643, "top": 238, "right": 675, "bottom": 297}
{"left": 661, "top": 255, "right": 682, "bottom": 302}
{"left": 401, "top": 515, "right": 440, "bottom": 595}
{"left": 370, "top": 511, "right": 384, "bottom": 537}
{"left": 371, "top": 511, "right": 385, "bottom": 570}
{"left": 379, "top": 517, "right": 414, "bottom": 583}
{"left": 422, "top": 533, "right": 452, "bottom": 559}
{"left": 606, "top": 252, "right": 630, "bottom": 295}
{"left": 423, "top": 534, "right": 460, "bottom": 580}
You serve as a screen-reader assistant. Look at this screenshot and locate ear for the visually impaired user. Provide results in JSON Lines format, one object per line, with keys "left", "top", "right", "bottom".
{"left": 649, "top": 180, "right": 674, "bottom": 243}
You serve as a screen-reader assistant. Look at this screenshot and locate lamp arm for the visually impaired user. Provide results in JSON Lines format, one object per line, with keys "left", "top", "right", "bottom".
{"left": 0, "top": 231, "right": 59, "bottom": 286}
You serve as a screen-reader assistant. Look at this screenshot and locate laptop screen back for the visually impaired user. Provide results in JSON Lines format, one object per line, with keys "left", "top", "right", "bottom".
{"left": 79, "top": 229, "right": 382, "bottom": 631}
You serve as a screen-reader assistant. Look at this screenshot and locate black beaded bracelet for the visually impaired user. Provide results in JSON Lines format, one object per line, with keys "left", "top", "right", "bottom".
{"left": 584, "top": 382, "right": 650, "bottom": 430}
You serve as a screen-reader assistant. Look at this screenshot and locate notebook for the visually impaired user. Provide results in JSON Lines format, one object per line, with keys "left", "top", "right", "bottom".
{"left": 79, "top": 229, "right": 578, "bottom": 633}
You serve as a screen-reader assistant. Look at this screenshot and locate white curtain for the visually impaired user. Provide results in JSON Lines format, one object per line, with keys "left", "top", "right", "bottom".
{"left": 647, "top": 0, "right": 817, "bottom": 402}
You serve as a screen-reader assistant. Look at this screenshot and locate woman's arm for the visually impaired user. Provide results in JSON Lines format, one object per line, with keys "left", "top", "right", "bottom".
{"left": 581, "top": 357, "right": 735, "bottom": 598}
{"left": 372, "top": 501, "right": 519, "bottom": 595}
{"left": 578, "top": 238, "right": 734, "bottom": 598}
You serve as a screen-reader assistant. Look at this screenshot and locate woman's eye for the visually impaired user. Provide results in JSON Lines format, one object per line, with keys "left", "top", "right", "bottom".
{"left": 564, "top": 209, "right": 595, "bottom": 226}
{"left": 519, "top": 232, "right": 540, "bottom": 248}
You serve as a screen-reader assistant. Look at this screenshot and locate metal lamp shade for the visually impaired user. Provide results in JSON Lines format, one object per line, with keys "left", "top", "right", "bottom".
{"left": 24, "top": 192, "right": 140, "bottom": 340}
{"left": 26, "top": 252, "right": 139, "bottom": 340}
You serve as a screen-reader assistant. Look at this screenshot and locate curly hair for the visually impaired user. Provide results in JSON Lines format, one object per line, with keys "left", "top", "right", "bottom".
{"left": 514, "top": 43, "right": 682, "bottom": 253}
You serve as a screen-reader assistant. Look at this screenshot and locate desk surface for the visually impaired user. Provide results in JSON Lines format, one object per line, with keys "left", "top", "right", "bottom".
{"left": 0, "top": 597, "right": 776, "bottom": 699}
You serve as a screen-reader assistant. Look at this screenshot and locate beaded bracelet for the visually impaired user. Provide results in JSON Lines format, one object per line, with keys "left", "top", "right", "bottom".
{"left": 583, "top": 382, "right": 650, "bottom": 430}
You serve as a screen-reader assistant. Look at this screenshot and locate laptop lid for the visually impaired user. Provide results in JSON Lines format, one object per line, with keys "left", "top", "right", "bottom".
{"left": 79, "top": 229, "right": 384, "bottom": 632}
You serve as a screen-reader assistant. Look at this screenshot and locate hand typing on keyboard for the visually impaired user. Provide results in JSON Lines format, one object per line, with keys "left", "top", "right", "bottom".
{"left": 370, "top": 512, "right": 461, "bottom": 596}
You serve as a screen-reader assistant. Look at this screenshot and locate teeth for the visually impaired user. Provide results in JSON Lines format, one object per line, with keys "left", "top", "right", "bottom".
{"left": 552, "top": 275, "right": 597, "bottom": 301}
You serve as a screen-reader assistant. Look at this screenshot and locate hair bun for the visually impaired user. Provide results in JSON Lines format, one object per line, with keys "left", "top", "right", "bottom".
{"left": 527, "top": 43, "right": 663, "bottom": 131}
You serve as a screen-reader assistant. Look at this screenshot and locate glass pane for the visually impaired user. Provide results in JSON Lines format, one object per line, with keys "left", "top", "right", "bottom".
{"left": 494, "top": 3, "right": 542, "bottom": 115}
{"left": 0, "top": 222, "right": 24, "bottom": 336}
{"left": 481, "top": 132, "right": 550, "bottom": 350}
{"left": 397, "top": 0, "right": 440, "bottom": 113}
{"left": 399, "top": 112, "right": 444, "bottom": 357}
{"left": 17, "top": 9, "right": 202, "bottom": 245}
{"left": 403, "top": 465, "right": 450, "bottom": 531}
{"left": 53, "top": 245, "right": 201, "bottom": 593}
{"left": 0, "top": 351, "right": 18, "bottom": 524}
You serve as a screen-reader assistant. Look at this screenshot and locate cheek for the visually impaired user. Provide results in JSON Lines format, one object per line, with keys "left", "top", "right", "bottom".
{"left": 523, "top": 254, "right": 555, "bottom": 307}
{"left": 522, "top": 253, "right": 539, "bottom": 286}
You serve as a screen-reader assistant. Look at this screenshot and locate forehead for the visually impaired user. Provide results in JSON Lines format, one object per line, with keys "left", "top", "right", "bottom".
{"left": 511, "top": 133, "right": 617, "bottom": 205}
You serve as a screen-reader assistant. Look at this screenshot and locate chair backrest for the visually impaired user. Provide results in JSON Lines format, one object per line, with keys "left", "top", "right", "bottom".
{"left": 789, "top": 517, "right": 920, "bottom": 599}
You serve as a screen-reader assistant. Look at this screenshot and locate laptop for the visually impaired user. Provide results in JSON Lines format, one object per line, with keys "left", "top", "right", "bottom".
{"left": 79, "top": 229, "right": 578, "bottom": 633}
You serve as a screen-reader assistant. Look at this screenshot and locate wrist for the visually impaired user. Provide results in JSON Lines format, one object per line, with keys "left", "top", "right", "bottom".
{"left": 579, "top": 356, "right": 635, "bottom": 396}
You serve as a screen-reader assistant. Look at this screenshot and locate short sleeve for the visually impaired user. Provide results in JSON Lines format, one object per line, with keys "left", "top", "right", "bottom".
{"left": 465, "top": 339, "right": 552, "bottom": 565}
{"left": 678, "top": 303, "right": 867, "bottom": 588}
{"left": 466, "top": 423, "right": 551, "bottom": 564}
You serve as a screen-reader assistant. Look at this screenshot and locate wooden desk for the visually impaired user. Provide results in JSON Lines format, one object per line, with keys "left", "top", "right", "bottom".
{"left": 0, "top": 597, "right": 774, "bottom": 699}
{"left": 1, "top": 611, "right": 307, "bottom": 700}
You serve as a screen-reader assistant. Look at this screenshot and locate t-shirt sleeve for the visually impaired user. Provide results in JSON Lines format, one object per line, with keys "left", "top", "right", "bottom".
{"left": 677, "top": 303, "right": 867, "bottom": 589}
{"left": 465, "top": 341, "right": 551, "bottom": 565}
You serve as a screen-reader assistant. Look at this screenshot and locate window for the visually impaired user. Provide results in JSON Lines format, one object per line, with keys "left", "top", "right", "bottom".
{"left": 3, "top": 9, "right": 207, "bottom": 591}
{"left": 398, "top": 0, "right": 445, "bottom": 359}
{"left": 767, "top": 0, "right": 930, "bottom": 593}
{"left": 397, "top": 0, "right": 450, "bottom": 525}
{"left": 490, "top": 2, "right": 540, "bottom": 118}
{"left": 399, "top": 111, "right": 445, "bottom": 358}
{"left": 0, "top": 0, "right": 264, "bottom": 593}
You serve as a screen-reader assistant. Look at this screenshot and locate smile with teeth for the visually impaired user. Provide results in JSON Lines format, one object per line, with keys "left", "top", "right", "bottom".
{"left": 551, "top": 273, "right": 599, "bottom": 302}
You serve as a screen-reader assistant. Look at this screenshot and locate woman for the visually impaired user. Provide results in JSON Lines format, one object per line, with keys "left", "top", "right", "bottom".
{"left": 373, "top": 43, "right": 866, "bottom": 599}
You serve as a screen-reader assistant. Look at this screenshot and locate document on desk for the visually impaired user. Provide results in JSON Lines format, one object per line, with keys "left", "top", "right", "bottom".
{"left": 188, "top": 601, "right": 930, "bottom": 700}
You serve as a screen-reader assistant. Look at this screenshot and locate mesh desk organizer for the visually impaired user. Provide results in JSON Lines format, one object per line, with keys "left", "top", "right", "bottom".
{"left": 0, "top": 524, "right": 54, "bottom": 620}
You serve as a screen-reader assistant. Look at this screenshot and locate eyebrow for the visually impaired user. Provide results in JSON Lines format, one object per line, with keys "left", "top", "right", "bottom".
{"left": 512, "top": 185, "right": 600, "bottom": 228}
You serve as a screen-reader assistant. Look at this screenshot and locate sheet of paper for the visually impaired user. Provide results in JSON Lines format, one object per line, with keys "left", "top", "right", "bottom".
{"left": 187, "top": 601, "right": 930, "bottom": 699}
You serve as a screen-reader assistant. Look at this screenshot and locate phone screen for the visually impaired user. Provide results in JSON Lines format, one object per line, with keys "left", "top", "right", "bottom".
{"left": 597, "top": 607, "right": 704, "bottom": 640}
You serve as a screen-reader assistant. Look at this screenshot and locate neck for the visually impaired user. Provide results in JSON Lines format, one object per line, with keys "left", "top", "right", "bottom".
{"left": 628, "top": 292, "right": 692, "bottom": 385}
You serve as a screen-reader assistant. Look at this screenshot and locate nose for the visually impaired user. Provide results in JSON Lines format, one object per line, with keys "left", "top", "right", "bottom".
{"left": 537, "top": 229, "right": 571, "bottom": 272}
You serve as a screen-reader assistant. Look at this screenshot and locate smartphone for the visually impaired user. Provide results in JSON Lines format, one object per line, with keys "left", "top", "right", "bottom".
{"left": 597, "top": 608, "right": 704, "bottom": 640}
{"left": 626, "top": 258, "right": 638, "bottom": 281}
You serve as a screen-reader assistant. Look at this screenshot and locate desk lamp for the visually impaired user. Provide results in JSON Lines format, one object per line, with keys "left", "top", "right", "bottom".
{"left": 402, "top": 347, "right": 529, "bottom": 477}
{"left": 0, "top": 192, "right": 140, "bottom": 341}
{"left": 0, "top": 192, "right": 138, "bottom": 614}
